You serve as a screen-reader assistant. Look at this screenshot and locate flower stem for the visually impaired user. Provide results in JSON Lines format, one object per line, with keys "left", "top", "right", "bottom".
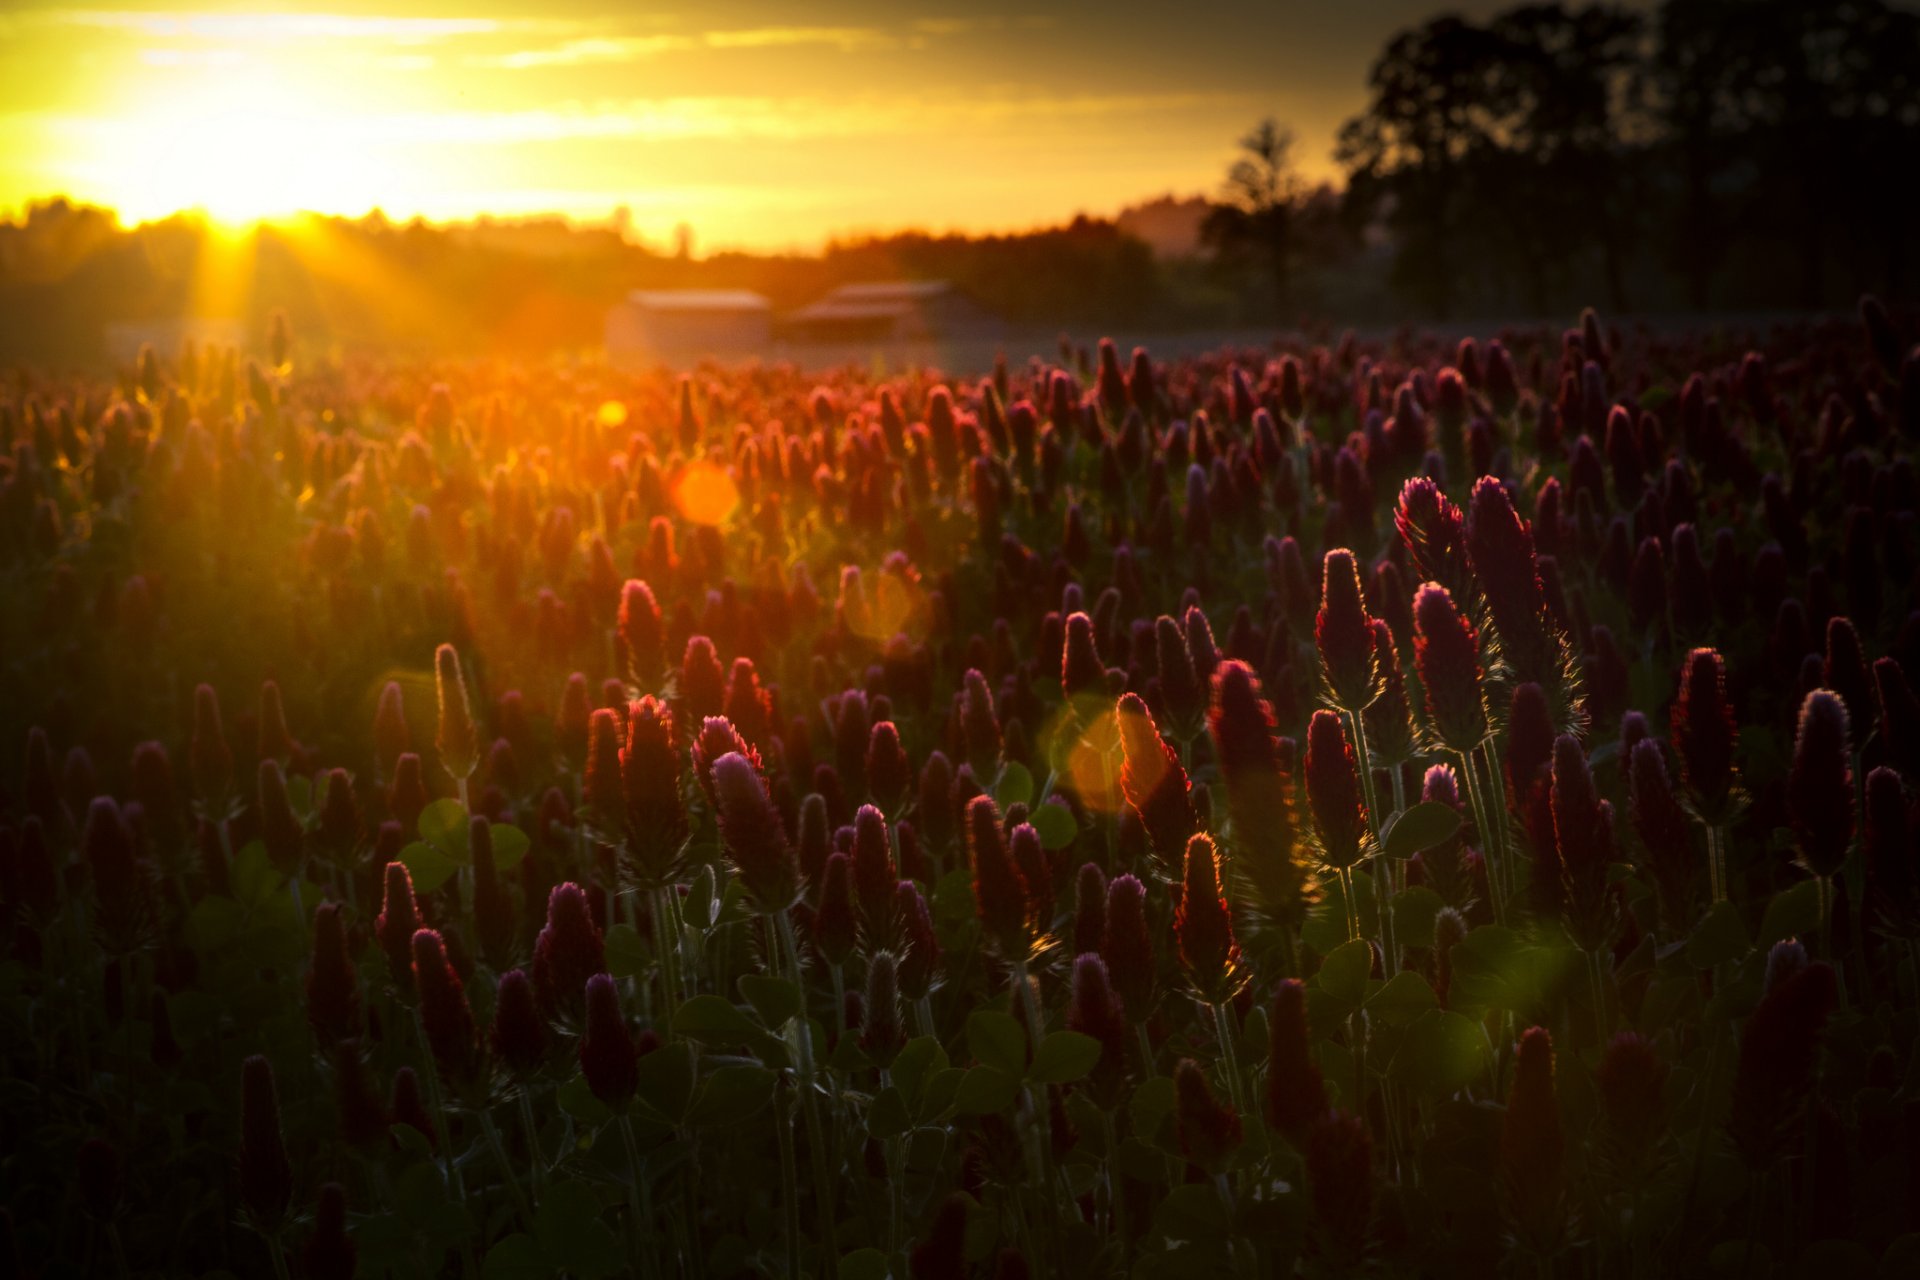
{"left": 652, "top": 885, "right": 683, "bottom": 1028}
{"left": 409, "top": 1008, "right": 465, "bottom": 1201}
{"left": 479, "top": 1108, "right": 534, "bottom": 1228}
{"left": 1458, "top": 749, "right": 1507, "bottom": 928}
{"left": 775, "top": 1085, "right": 803, "bottom": 1280}
{"left": 617, "top": 1113, "right": 658, "bottom": 1280}
{"left": 516, "top": 1090, "right": 545, "bottom": 1199}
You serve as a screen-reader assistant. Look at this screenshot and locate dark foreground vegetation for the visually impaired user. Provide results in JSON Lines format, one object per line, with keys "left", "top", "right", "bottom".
{"left": 1, "top": 300, "right": 1919, "bottom": 1279}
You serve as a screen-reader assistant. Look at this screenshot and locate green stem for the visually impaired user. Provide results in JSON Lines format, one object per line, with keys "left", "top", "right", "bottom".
{"left": 776, "top": 1085, "right": 803, "bottom": 1280}
{"left": 1210, "top": 1000, "right": 1254, "bottom": 1126}
{"left": 1136, "top": 1021, "right": 1157, "bottom": 1079}
{"left": 1458, "top": 750, "right": 1507, "bottom": 928}
{"left": 775, "top": 911, "right": 840, "bottom": 1278}
{"left": 409, "top": 1009, "right": 465, "bottom": 1201}
{"left": 1337, "top": 865, "right": 1361, "bottom": 944}
{"left": 516, "top": 1090, "right": 545, "bottom": 1199}
{"left": 479, "top": 1108, "right": 534, "bottom": 1228}
{"left": 266, "top": 1234, "right": 292, "bottom": 1280}
{"left": 1101, "top": 1109, "right": 1129, "bottom": 1254}
{"left": 652, "top": 886, "right": 682, "bottom": 1029}
{"left": 1706, "top": 823, "right": 1727, "bottom": 905}
{"left": 1587, "top": 948, "right": 1610, "bottom": 1047}
{"left": 617, "top": 1114, "right": 659, "bottom": 1280}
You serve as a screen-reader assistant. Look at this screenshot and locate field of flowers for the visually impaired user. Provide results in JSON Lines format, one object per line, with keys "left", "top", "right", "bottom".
{"left": 1, "top": 305, "right": 1917, "bottom": 1279}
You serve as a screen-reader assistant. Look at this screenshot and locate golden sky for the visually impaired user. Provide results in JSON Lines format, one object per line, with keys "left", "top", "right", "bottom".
{"left": 0, "top": 3, "right": 1502, "bottom": 252}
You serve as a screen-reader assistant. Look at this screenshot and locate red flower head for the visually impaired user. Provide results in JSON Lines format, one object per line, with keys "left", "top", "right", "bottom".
{"left": 556, "top": 674, "right": 592, "bottom": 769}
{"left": 1061, "top": 610, "right": 1106, "bottom": 703}
{"left": 810, "top": 847, "right": 857, "bottom": 963}
{"left": 866, "top": 721, "right": 911, "bottom": 816}
{"left": 1305, "top": 710, "right": 1366, "bottom": 870}
{"left": 582, "top": 707, "right": 625, "bottom": 836}
{"left": 1628, "top": 739, "right": 1695, "bottom": 932}
{"left": 374, "top": 861, "right": 420, "bottom": 994}
{"left": 1072, "top": 862, "right": 1107, "bottom": 956}
{"left": 692, "top": 715, "right": 759, "bottom": 807}
{"left": 1788, "top": 690, "right": 1853, "bottom": 879}
{"left": 618, "top": 578, "right": 664, "bottom": 679}
{"left": 1174, "top": 1058, "right": 1242, "bottom": 1171}
{"left": 916, "top": 751, "right": 955, "bottom": 852}
{"left": 1552, "top": 736, "right": 1616, "bottom": 951}
{"left": 1306, "top": 1111, "right": 1373, "bottom": 1265}
{"left": 680, "top": 636, "right": 726, "bottom": 725}
{"left": 1102, "top": 873, "right": 1154, "bottom": 1021}
{"left": 1208, "top": 660, "right": 1306, "bottom": 924}
{"left": 1865, "top": 766, "right": 1915, "bottom": 919}
{"left": 1155, "top": 614, "right": 1205, "bottom": 739}
{"left": 489, "top": 968, "right": 547, "bottom": 1077}
{"left": 966, "top": 794, "right": 1029, "bottom": 956}
{"left": 1267, "top": 978, "right": 1329, "bottom": 1147}
{"left": 896, "top": 881, "right": 940, "bottom": 1001}
{"left": 316, "top": 767, "right": 360, "bottom": 857}
{"left": 847, "top": 804, "right": 896, "bottom": 934}
{"left": 1729, "top": 960, "right": 1837, "bottom": 1168}
{"left": 238, "top": 1054, "right": 293, "bottom": 1230}
{"left": 1500, "top": 1027, "right": 1565, "bottom": 1245}
{"left": 723, "top": 657, "right": 772, "bottom": 750}
{"left": 1412, "top": 583, "right": 1488, "bottom": 752}
{"left": 1117, "top": 693, "right": 1197, "bottom": 873}
{"left": 389, "top": 1066, "right": 435, "bottom": 1150}
{"left": 1395, "top": 478, "right": 1470, "bottom": 600}
{"left": 413, "top": 928, "right": 478, "bottom": 1085}
{"left": 960, "top": 669, "right": 1003, "bottom": 780}
{"left": 190, "top": 682, "right": 234, "bottom": 809}
{"left": 532, "top": 882, "right": 607, "bottom": 1020}
{"left": 1596, "top": 1031, "right": 1668, "bottom": 1168}
{"left": 620, "top": 696, "right": 687, "bottom": 889}
{"left": 860, "top": 951, "right": 903, "bottom": 1066}
{"left": 1673, "top": 648, "right": 1738, "bottom": 823}
{"left": 305, "top": 1184, "right": 357, "bottom": 1280}
{"left": 579, "top": 972, "right": 637, "bottom": 1111}
{"left": 713, "top": 751, "right": 799, "bottom": 912}
{"left": 433, "top": 643, "right": 478, "bottom": 784}
{"left": 1364, "top": 620, "right": 1417, "bottom": 767}
{"left": 306, "top": 901, "right": 360, "bottom": 1046}
{"left": 1067, "top": 953, "right": 1127, "bottom": 1097}
{"left": 1466, "top": 476, "right": 1558, "bottom": 687}
{"left": 1176, "top": 833, "right": 1237, "bottom": 1002}
{"left": 82, "top": 796, "right": 148, "bottom": 950}
{"left": 1316, "top": 548, "right": 1378, "bottom": 713}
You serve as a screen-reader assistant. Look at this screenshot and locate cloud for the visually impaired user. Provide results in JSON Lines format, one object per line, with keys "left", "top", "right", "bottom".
{"left": 481, "top": 25, "right": 906, "bottom": 69}
{"left": 21, "top": 10, "right": 533, "bottom": 43}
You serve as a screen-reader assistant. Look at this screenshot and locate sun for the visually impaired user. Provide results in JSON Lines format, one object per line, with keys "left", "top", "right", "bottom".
{"left": 98, "top": 67, "right": 395, "bottom": 225}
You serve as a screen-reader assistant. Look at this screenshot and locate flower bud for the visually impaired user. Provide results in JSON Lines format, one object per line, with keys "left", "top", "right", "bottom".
{"left": 305, "top": 1183, "right": 357, "bottom": 1280}
{"left": 1306, "top": 1111, "right": 1373, "bottom": 1264}
{"left": 307, "top": 902, "right": 360, "bottom": 1046}
{"left": 1072, "top": 862, "right": 1107, "bottom": 956}
{"left": 191, "top": 683, "right": 234, "bottom": 808}
{"left": 413, "top": 928, "right": 478, "bottom": 1085}
{"left": 433, "top": 644, "right": 478, "bottom": 783}
{"left": 1500, "top": 1027, "right": 1565, "bottom": 1245}
{"left": 896, "top": 881, "right": 939, "bottom": 1000}
{"left": 1729, "top": 961, "right": 1837, "bottom": 1168}
{"left": 1176, "top": 834, "right": 1237, "bottom": 1003}
{"left": 580, "top": 972, "right": 637, "bottom": 1110}
{"left": 1552, "top": 737, "right": 1615, "bottom": 951}
{"left": 1067, "top": 953, "right": 1128, "bottom": 1097}
{"left": 1395, "top": 478, "right": 1470, "bottom": 599}
{"left": 1788, "top": 690, "right": 1853, "bottom": 879}
{"left": 1267, "top": 979, "right": 1328, "bottom": 1146}
{"left": 1305, "top": 711, "right": 1366, "bottom": 870}
{"left": 619, "top": 579, "right": 664, "bottom": 679}
{"left": 490, "top": 968, "right": 547, "bottom": 1077}
{"left": 861, "top": 951, "right": 903, "bottom": 1066}
{"left": 532, "top": 882, "right": 606, "bottom": 1020}
{"left": 1673, "top": 648, "right": 1738, "bottom": 823}
{"left": 375, "top": 862, "right": 420, "bottom": 994}
{"left": 1596, "top": 1032, "right": 1668, "bottom": 1169}
{"left": 1628, "top": 739, "right": 1694, "bottom": 932}
{"left": 1316, "top": 549, "right": 1378, "bottom": 713}
{"left": 1102, "top": 873, "right": 1154, "bottom": 1021}
{"left": 1174, "top": 1058, "right": 1242, "bottom": 1171}
{"left": 714, "top": 751, "right": 799, "bottom": 912}
{"left": 967, "top": 795, "right": 1029, "bottom": 956}
{"left": 1117, "top": 693, "right": 1197, "bottom": 872}
{"left": 1412, "top": 583, "right": 1488, "bottom": 751}
{"left": 238, "top": 1054, "right": 294, "bottom": 1229}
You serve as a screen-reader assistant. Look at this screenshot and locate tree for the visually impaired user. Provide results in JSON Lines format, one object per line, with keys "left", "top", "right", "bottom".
{"left": 1202, "top": 121, "right": 1309, "bottom": 321}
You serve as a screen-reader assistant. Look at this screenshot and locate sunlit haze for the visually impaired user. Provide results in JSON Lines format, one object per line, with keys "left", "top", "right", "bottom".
{"left": 0, "top": 1, "right": 1536, "bottom": 250}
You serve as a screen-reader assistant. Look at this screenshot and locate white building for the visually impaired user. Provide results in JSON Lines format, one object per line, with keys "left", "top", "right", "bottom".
{"left": 605, "top": 290, "right": 771, "bottom": 366}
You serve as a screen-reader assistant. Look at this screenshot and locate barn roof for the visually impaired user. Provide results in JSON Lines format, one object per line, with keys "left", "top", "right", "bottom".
{"left": 626, "top": 289, "right": 770, "bottom": 312}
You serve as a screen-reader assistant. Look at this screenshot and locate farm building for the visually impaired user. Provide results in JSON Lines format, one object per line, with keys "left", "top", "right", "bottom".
{"left": 780, "top": 280, "right": 1001, "bottom": 345}
{"left": 605, "top": 289, "right": 771, "bottom": 365}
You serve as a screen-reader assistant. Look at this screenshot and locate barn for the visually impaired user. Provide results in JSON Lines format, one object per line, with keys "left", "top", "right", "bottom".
{"left": 780, "top": 280, "right": 1001, "bottom": 346}
{"left": 605, "top": 289, "right": 771, "bottom": 366}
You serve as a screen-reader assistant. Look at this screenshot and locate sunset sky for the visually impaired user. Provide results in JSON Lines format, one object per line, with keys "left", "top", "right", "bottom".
{"left": 0, "top": 2, "right": 1543, "bottom": 252}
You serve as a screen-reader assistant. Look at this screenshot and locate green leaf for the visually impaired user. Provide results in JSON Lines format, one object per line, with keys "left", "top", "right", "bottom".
{"left": 687, "top": 864, "right": 719, "bottom": 931}
{"left": 890, "top": 1035, "right": 948, "bottom": 1111}
{"left": 1388, "top": 1009, "right": 1488, "bottom": 1097}
{"left": 953, "top": 1066, "right": 1021, "bottom": 1116}
{"left": 534, "top": 1180, "right": 624, "bottom": 1280}
{"left": 867, "top": 1085, "right": 912, "bottom": 1140}
{"left": 1365, "top": 970, "right": 1438, "bottom": 1026}
{"left": 389, "top": 1121, "right": 435, "bottom": 1160}
{"left": 399, "top": 840, "right": 460, "bottom": 895}
{"left": 556, "top": 1074, "right": 613, "bottom": 1128}
{"left": 285, "top": 774, "right": 314, "bottom": 823}
{"left": 966, "top": 1010, "right": 1028, "bottom": 1077}
{"left": 917, "top": 1067, "right": 966, "bottom": 1121}
{"left": 1153, "top": 1182, "right": 1231, "bottom": 1242}
{"left": 673, "top": 995, "right": 762, "bottom": 1045}
{"left": 1030, "top": 801, "right": 1077, "bottom": 850}
{"left": 489, "top": 824, "right": 531, "bottom": 872}
{"left": 1029, "top": 1030, "right": 1102, "bottom": 1085}
{"left": 1687, "top": 900, "right": 1750, "bottom": 969}
{"left": 839, "top": 1249, "right": 892, "bottom": 1280}
{"left": 634, "top": 1042, "right": 696, "bottom": 1124}
{"left": 418, "top": 797, "right": 469, "bottom": 855}
{"left": 230, "top": 841, "right": 279, "bottom": 908}
{"left": 604, "top": 924, "right": 649, "bottom": 980}
{"left": 1381, "top": 802, "right": 1462, "bottom": 861}
{"left": 689, "top": 1065, "right": 776, "bottom": 1126}
{"left": 1391, "top": 886, "right": 1446, "bottom": 950}
{"left": 1317, "top": 938, "right": 1373, "bottom": 1010}
{"left": 738, "top": 975, "right": 804, "bottom": 1028}
{"left": 482, "top": 1234, "right": 550, "bottom": 1280}
{"left": 184, "top": 896, "right": 244, "bottom": 951}
{"left": 1129, "top": 1076, "right": 1177, "bottom": 1148}
{"left": 995, "top": 761, "right": 1035, "bottom": 810}
{"left": 1757, "top": 879, "right": 1820, "bottom": 949}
